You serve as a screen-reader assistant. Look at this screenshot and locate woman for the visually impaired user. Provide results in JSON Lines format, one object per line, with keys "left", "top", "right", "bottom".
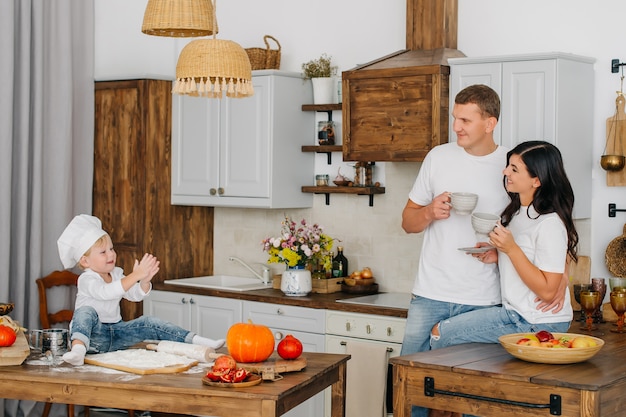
{"left": 430, "top": 140, "right": 578, "bottom": 348}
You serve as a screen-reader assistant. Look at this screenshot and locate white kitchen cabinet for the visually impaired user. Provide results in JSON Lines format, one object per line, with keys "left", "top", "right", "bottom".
{"left": 325, "top": 311, "right": 406, "bottom": 417}
{"left": 143, "top": 290, "right": 243, "bottom": 341}
{"left": 448, "top": 52, "right": 595, "bottom": 218}
{"left": 171, "top": 70, "right": 314, "bottom": 208}
{"left": 243, "top": 301, "right": 326, "bottom": 417}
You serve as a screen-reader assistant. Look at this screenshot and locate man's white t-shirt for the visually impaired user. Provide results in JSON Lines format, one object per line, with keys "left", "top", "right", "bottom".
{"left": 408, "top": 142, "right": 510, "bottom": 305}
{"left": 500, "top": 206, "right": 573, "bottom": 323}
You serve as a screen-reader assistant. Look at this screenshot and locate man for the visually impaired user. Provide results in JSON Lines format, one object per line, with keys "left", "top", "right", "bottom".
{"left": 401, "top": 84, "right": 509, "bottom": 417}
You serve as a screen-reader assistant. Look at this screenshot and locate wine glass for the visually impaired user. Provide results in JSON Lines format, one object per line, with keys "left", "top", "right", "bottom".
{"left": 580, "top": 290, "right": 601, "bottom": 332}
{"left": 610, "top": 291, "right": 626, "bottom": 333}
{"left": 573, "top": 284, "right": 592, "bottom": 322}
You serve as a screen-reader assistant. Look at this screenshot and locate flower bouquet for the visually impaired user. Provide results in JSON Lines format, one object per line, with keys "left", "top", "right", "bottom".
{"left": 262, "top": 216, "right": 334, "bottom": 271}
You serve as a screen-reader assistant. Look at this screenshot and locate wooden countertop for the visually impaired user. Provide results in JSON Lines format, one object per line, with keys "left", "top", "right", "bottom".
{"left": 153, "top": 283, "right": 408, "bottom": 318}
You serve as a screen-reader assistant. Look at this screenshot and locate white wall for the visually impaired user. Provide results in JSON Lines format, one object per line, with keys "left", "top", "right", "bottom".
{"left": 95, "top": 0, "right": 625, "bottom": 293}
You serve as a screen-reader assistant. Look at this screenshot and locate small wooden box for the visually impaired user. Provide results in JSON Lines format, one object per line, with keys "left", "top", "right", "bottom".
{"left": 273, "top": 275, "right": 343, "bottom": 294}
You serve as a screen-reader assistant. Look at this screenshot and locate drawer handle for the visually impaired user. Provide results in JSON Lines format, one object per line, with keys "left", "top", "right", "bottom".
{"left": 424, "top": 377, "right": 562, "bottom": 415}
{"left": 339, "top": 341, "right": 393, "bottom": 353}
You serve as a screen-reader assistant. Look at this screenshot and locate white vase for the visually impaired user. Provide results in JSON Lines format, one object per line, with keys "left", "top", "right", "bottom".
{"left": 311, "top": 77, "right": 335, "bottom": 104}
{"left": 281, "top": 267, "right": 312, "bottom": 296}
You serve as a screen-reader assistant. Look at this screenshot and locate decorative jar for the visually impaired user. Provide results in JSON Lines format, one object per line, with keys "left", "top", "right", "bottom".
{"left": 281, "top": 266, "right": 312, "bottom": 296}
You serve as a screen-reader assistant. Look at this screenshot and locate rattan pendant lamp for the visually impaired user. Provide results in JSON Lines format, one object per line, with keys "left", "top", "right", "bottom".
{"left": 173, "top": 0, "right": 253, "bottom": 98}
{"left": 142, "top": 0, "right": 218, "bottom": 37}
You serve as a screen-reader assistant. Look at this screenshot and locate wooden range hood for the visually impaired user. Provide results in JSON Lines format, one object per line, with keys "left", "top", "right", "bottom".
{"left": 342, "top": 0, "right": 465, "bottom": 162}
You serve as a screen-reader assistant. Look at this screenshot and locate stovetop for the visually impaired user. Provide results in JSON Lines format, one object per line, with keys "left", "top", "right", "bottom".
{"left": 335, "top": 292, "right": 411, "bottom": 310}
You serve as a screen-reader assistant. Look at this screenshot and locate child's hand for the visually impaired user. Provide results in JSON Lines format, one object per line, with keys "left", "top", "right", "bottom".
{"left": 133, "top": 253, "right": 160, "bottom": 282}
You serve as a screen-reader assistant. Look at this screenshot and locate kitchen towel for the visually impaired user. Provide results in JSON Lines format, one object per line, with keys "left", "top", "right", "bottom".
{"left": 345, "top": 340, "right": 389, "bottom": 417}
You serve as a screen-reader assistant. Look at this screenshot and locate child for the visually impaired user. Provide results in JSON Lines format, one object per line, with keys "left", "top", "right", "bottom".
{"left": 430, "top": 141, "right": 577, "bottom": 348}
{"left": 57, "top": 214, "right": 224, "bottom": 366}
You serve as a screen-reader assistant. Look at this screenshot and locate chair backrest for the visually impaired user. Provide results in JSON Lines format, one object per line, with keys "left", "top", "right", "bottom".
{"left": 36, "top": 270, "right": 79, "bottom": 328}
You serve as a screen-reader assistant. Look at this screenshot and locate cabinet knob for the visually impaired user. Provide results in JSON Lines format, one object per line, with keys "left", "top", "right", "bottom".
{"left": 218, "top": 187, "right": 225, "bottom": 195}
{"left": 366, "top": 324, "right": 372, "bottom": 334}
{"left": 274, "top": 331, "right": 284, "bottom": 340}
{"left": 189, "top": 298, "right": 195, "bottom": 304}
{"left": 181, "top": 298, "right": 188, "bottom": 304}
{"left": 387, "top": 327, "right": 392, "bottom": 336}
{"left": 210, "top": 188, "right": 217, "bottom": 196}
{"left": 276, "top": 308, "right": 284, "bottom": 315}
{"left": 345, "top": 321, "right": 351, "bottom": 331}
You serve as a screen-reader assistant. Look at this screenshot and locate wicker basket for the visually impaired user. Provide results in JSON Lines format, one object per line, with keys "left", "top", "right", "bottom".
{"left": 245, "top": 35, "right": 281, "bottom": 70}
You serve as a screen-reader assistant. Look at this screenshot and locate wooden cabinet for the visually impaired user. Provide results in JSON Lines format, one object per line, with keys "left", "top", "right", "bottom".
{"left": 448, "top": 52, "right": 595, "bottom": 218}
{"left": 94, "top": 79, "right": 214, "bottom": 320}
{"left": 342, "top": 49, "right": 464, "bottom": 162}
{"left": 171, "top": 70, "right": 314, "bottom": 208}
{"left": 143, "top": 290, "right": 242, "bottom": 341}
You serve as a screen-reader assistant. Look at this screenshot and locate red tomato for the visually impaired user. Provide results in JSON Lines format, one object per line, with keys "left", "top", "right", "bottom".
{"left": 0, "top": 325, "right": 16, "bottom": 347}
{"left": 277, "top": 334, "right": 303, "bottom": 360}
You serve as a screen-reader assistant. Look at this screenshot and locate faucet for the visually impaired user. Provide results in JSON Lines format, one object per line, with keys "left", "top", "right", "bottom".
{"left": 228, "top": 256, "right": 271, "bottom": 285}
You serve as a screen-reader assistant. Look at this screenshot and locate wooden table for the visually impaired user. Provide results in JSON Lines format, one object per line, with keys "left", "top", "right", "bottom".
{"left": 0, "top": 352, "right": 349, "bottom": 417}
{"left": 390, "top": 321, "right": 626, "bottom": 417}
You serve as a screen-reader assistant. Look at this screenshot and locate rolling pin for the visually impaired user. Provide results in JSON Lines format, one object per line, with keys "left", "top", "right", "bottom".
{"left": 146, "top": 341, "right": 223, "bottom": 362}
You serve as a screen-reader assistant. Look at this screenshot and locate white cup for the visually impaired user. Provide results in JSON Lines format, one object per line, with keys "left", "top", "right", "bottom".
{"left": 471, "top": 212, "right": 501, "bottom": 241}
{"left": 450, "top": 192, "right": 479, "bottom": 215}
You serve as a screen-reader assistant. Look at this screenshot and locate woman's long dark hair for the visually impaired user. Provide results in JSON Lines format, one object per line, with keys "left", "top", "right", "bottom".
{"left": 500, "top": 141, "right": 578, "bottom": 262}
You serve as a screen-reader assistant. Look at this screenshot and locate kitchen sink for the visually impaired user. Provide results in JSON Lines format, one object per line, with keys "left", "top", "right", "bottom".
{"left": 163, "top": 275, "right": 273, "bottom": 292}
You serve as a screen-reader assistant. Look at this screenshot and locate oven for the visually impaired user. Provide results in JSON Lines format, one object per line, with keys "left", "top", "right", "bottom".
{"left": 325, "top": 294, "right": 409, "bottom": 417}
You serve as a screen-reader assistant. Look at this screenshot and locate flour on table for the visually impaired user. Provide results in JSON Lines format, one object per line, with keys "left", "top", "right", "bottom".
{"left": 86, "top": 349, "right": 197, "bottom": 369}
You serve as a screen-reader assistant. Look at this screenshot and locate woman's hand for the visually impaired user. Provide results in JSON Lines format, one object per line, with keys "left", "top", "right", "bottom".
{"left": 471, "top": 243, "right": 498, "bottom": 264}
{"left": 488, "top": 222, "right": 516, "bottom": 253}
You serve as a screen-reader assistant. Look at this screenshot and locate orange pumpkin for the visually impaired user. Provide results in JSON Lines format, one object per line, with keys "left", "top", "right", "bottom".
{"left": 226, "top": 320, "right": 275, "bottom": 363}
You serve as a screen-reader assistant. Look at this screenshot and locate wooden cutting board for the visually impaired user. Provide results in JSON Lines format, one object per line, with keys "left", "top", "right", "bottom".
{"left": 605, "top": 94, "right": 626, "bottom": 186}
{"left": 238, "top": 355, "right": 307, "bottom": 380}
{"left": 568, "top": 255, "right": 591, "bottom": 311}
{"left": 85, "top": 349, "right": 198, "bottom": 375}
{"left": 0, "top": 331, "right": 30, "bottom": 366}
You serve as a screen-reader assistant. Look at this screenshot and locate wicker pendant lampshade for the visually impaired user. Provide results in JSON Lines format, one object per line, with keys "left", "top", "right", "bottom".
{"left": 142, "top": 0, "right": 217, "bottom": 37}
{"left": 171, "top": 0, "right": 253, "bottom": 98}
{"left": 173, "top": 38, "right": 253, "bottom": 98}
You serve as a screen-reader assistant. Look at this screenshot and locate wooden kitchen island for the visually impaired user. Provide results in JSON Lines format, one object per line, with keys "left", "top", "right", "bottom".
{"left": 0, "top": 352, "right": 349, "bottom": 417}
{"left": 390, "top": 321, "right": 626, "bottom": 417}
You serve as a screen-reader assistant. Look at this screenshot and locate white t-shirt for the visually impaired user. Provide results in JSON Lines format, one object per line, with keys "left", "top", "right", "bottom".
{"left": 408, "top": 142, "right": 510, "bottom": 305}
{"left": 75, "top": 267, "right": 150, "bottom": 323}
{"left": 500, "top": 206, "right": 573, "bottom": 323}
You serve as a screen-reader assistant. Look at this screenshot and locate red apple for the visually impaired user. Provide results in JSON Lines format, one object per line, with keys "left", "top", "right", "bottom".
{"left": 534, "top": 330, "right": 554, "bottom": 342}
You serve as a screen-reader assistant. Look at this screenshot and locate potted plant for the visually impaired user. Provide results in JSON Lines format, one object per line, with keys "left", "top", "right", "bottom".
{"left": 302, "top": 54, "right": 338, "bottom": 104}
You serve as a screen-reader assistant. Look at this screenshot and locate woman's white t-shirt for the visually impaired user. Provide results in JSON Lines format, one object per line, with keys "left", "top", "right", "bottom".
{"left": 499, "top": 206, "right": 573, "bottom": 324}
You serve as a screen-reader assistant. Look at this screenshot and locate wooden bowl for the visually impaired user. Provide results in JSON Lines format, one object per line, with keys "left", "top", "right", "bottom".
{"left": 498, "top": 332, "right": 604, "bottom": 364}
{"left": 333, "top": 180, "right": 351, "bottom": 187}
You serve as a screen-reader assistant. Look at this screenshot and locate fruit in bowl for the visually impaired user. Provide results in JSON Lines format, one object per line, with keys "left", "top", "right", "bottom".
{"left": 499, "top": 332, "right": 604, "bottom": 364}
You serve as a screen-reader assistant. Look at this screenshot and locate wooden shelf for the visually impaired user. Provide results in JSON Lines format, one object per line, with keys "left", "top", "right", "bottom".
{"left": 301, "top": 185, "right": 385, "bottom": 207}
{"left": 301, "top": 104, "right": 342, "bottom": 112}
{"left": 302, "top": 145, "right": 342, "bottom": 164}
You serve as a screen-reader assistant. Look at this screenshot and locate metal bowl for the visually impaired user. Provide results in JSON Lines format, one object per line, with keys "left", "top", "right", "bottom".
{"left": 600, "top": 154, "right": 626, "bottom": 171}
{"left": 0, "top": 302, "right": 14, "bottom": 315}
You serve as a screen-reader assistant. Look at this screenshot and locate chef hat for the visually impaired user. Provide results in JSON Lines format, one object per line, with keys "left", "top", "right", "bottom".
{"left": 57, "top": 214, "right": 108, "bottom": 269}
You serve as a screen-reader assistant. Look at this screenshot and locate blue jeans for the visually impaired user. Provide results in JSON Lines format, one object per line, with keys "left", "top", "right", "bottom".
{"left": 69, "top": 306, "right": 195, "bottom": 353}
{"left": 431, "top": 306, "right": 571, "bottom": 349}
{"left": 401, "top": 295, "right": 491, "bottom": 417}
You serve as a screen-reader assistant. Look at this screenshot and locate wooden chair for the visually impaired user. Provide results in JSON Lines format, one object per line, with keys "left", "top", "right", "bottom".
{"left": 36, "top": 270, "right": 135, "bottom": 417}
